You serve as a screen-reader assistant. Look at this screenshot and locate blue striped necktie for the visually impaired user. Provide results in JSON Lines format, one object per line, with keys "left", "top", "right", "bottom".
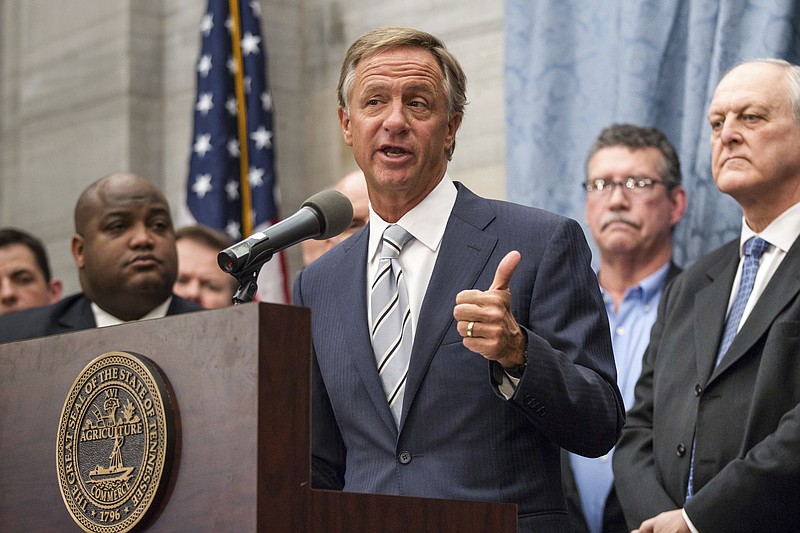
{"left": 687, "top": 236, "right": 770, "bottom": 500}
{"left": 371, "top": 225, "right": 414, "bottom": 425}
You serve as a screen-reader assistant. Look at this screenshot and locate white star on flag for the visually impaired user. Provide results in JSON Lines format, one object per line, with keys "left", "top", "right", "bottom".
{"left": 227, "top": 56, "right": 237, "bottom": 74}
{"left": 225, "top": 97, "right": 237, "bottom": 116}
{"left": 192, "top": 173, "right": 213, "bottom": 198}
{"left": 225, "top": 220, "right": 241, "bottom": 240}
{"left": 227, "top": 138, "right": 240, "bottom": 157}
{"left": 196, "top": 93, "right": 214, "bottom": 115}
{"left": 200, "top": 14, "right": 214, "bottom": 36}
{"left": 250, "top": 126, "right": 272, "bottom": 149}
{"left": 193, "top": 133, "right": 213, "bottom": 157}
{"left": 241, "top": 32, "right": 261, "bottom": 56}
{"left": 260, "top": 92, "right": 272, "bottom": 111}
{"left": 249, "top": 0, "right": 262, "bottom": 17}
{"left": 225, "top": 179, "right": 240, "bottom": 200}
{"left": 249, "top": 166, "right": 265, "bottom": 187}
{"left": 197, "top": 55, "right": 212, "bottom": 77}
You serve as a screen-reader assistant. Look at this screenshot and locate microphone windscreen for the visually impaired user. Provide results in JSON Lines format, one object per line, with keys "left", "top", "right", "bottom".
{"left": 302, "top": 189, "right": 354, "bottom": 239}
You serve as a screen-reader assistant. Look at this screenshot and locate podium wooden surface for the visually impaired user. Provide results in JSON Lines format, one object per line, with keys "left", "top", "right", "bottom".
{"left": 0, "top": 303, "right": 516, "bottom": 532}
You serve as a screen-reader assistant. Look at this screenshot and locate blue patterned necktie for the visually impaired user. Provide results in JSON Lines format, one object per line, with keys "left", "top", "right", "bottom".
{"left": 371, "top": 225, "right": 414, "bottom": 425}
{"left": 714, "top": 236, "right": 770, "bottom": 367}
{"left": 687, "top": 235, "right": 770, "bottom": 500}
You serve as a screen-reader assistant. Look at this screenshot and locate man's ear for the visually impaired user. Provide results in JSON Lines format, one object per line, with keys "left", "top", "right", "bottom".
{"left": 445, "top": 112, "right": 463, "bottom": 153}
{"left": 338, "top": 107, "right": 353, "bottom": 147}
{"left": 71, "top": 234, "right": 85, "bottom": 269}
{"left": 669, "top": 186, "right": 688, "bottom": 227}
{"left": 48, "top": 278, "right": 64, "bottom": 303}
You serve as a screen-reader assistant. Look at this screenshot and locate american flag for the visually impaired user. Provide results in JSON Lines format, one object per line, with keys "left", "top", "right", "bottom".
{"left": 186, "top": 0, "right": 288, "bottom": 303}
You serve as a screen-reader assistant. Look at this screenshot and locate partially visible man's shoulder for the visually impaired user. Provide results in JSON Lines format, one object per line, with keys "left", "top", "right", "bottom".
{"left": 168, "top": 295, "right": 204, "bottom": 315}
{"left": 680, "top": 238, "right": 740, "bottom": 278}
{"left": 0, "top": 294, "right": 85, "bottom": 344}
{"left": 480, "top": 194, "right": 572, "bottom": 224}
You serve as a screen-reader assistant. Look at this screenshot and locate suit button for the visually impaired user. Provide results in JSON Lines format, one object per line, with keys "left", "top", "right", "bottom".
{"left": 677, "top": 443, "right": 686, "bottom": 457}
{"left": 694, "top": 384, "right": 703, "bottom": 396}
{"left": 398, "top": 451, "right": 412, "bottom": 464}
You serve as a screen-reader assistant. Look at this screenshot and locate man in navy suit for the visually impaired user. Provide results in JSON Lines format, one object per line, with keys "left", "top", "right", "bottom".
{"left": 613, "top": 59, "right": 800, "bottom": 532}
{"left": 0, "top": 172, "right": 200, "bottom": 343}
{"left": 293, "top": 27, "right": 624, "bottom": 533}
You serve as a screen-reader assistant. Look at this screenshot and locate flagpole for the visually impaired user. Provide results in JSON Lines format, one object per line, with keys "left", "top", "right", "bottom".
{"left": 228, "top": 0, "right": 253, "bottom": 238}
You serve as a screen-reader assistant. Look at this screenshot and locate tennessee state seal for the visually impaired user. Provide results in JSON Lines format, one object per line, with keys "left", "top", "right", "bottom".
{"left": 56, "top": 351, "right": 175, "bottom": 532}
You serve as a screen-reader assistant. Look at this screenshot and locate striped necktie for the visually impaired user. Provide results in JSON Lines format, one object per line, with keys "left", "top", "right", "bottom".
{"left": 371, "top": 224, "right": 414, "bottom": 426}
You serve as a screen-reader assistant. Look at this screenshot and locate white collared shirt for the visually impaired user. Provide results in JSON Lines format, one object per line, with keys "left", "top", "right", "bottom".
{"left": 725, "top": 201, "right": 800, "bottom": 329}
{"left": 366, "top": 175, "right": 458, "bottom": 340}
{"left": 91, "top": 297, "right": 173, "bottom": 328}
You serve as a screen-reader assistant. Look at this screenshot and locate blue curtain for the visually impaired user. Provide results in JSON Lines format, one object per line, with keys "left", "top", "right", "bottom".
{"left": 505, "top": 0, "right": 800, "bottom": 267}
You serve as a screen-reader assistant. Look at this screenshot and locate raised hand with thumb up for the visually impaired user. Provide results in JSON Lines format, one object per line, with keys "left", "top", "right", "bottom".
{"left": 453, "top": 250, "right": 527, "bottom": 369}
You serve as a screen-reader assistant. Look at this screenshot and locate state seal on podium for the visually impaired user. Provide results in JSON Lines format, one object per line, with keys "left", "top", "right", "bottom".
{"left": 56, "top": 351, "right": 175, "bottom": 532}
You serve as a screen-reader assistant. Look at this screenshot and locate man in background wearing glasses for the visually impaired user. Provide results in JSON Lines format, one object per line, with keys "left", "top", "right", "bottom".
{"left": 562, "top": 124, "right": 687, "bottom": 533}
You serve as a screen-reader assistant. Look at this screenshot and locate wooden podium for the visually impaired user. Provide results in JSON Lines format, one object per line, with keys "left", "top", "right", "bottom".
{"left": 0, "top": 303, "right": 517, "bottom": 532}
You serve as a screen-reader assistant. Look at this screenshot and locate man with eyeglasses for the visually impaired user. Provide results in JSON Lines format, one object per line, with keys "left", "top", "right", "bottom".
{"left": 562, "top": 123, "right": 687, "bottom": 533}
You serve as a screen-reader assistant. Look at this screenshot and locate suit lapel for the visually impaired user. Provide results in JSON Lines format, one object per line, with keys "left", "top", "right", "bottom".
{"left": 400, "top": 184, "right": 498, "bottom": 429}
{"left": 57, "top": 294, "right": 97, "bottom": 332}
{"left": 713, "top": 234, "right": 800, "bottom": 380}
{"left": 694, "top": 243, "right": 738, "bottom": 384}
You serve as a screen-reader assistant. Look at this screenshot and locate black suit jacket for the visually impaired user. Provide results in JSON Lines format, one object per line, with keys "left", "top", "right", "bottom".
{"left": 613, "top": 236, "right": 800, "bottom": 531}
{"left": 0, "top": 293, "right": 202, "bottom": 344}
{"left": 560, "top": 262, "right": 682, "bottom": 533}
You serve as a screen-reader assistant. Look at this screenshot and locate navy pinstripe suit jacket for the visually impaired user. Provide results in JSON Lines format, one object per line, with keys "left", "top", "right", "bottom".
{"left": 294, "top": 182, "right": 624, "bottom": 533}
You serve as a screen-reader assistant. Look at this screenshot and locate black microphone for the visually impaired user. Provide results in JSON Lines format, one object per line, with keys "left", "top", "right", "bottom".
{"left": 218, "top": 189, "right": 354, "bottom": 275}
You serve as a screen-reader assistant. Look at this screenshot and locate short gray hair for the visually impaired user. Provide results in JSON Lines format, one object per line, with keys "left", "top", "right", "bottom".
{"left": 732, "top": 58, "right": 800, "bottom": 126}
{"left": 337, "top": 27, "right": 467, "bottom": 160}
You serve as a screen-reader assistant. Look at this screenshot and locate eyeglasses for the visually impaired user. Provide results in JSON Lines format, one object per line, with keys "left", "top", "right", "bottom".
{"left": 583, "top": 176, "right": 666, "bottom": 198}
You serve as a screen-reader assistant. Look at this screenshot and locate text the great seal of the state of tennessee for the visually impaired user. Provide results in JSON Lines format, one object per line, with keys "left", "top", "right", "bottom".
{"left": 56, "top": 351, "right": 175, "bottom": 533}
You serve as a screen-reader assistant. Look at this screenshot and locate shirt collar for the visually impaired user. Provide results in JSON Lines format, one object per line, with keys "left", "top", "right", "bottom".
{"left": 368, "top": 174, "right": 457, "bottom": 264}
{"left": 91, "top": 296, "right": 173, "bottom": 327}
{"left": 599, "top": 261, "right": 671, "bottom": 306}
{"left": 739, "top": 200, "right": 800, "bottom": 255}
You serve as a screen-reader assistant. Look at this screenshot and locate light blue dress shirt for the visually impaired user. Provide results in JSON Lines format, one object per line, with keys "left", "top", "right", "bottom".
{"left": 569, "top": 262, "right": 670, "bottom": 533}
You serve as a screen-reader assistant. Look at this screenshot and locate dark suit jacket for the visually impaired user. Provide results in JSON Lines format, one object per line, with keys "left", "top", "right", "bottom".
{"left": 613, "top": 236, "right": 800, "bottom": 532}
{"left": 293, "top": 183, "right": 625, "bottom": 533}
{"left": 561, "top": 262, "right": 682, "bottom": 533}
{"left": 0, "top": 293, "right": 202, "bottom": 344}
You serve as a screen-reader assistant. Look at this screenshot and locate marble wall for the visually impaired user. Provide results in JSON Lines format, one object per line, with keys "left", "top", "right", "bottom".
{"left": 0, "top": 0, "right": 505, "bottom": 293}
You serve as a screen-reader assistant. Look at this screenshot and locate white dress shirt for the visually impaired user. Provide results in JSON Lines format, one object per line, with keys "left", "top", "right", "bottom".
{"left": 366, "top": 175, "right": 457, "bottom": 341}
{"left": 723, "top": 201, "right": 800, "bottom": 329}
{"left": 91, "top": 297, "right": 173, "bottom": 328}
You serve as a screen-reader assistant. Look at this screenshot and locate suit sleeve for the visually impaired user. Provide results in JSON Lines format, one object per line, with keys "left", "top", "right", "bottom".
{"left": 293, "top": 268, "right": 347, "bottom": 490}
{"left": 508, "top": 217, "right": 625, "bottom": 457}
{"left": 612, "top": 277, "right": 685, "bottom": 528}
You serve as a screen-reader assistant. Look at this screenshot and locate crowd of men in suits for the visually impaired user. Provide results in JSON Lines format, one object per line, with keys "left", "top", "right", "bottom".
{"left": 2, "top": 26, "right": 799, "bottom": 533}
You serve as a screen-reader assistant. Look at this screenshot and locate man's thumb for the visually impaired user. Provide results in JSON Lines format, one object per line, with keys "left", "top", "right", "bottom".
{"left": 489, "top": 251, "right": 521, "bottom": 291}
